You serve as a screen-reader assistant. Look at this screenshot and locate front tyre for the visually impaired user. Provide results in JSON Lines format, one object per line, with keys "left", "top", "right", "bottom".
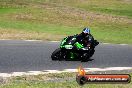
{"left": 51, "top": 48, "right": 62, "bottom": 60}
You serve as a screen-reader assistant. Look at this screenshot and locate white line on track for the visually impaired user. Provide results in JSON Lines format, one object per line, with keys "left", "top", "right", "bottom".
{"left": 0, "top": 40, "right": 130, "bottom": 46}
{"left": 102, "top": 43, "right": 110, "bottom": 44}
{"left": 50, "top": 41, "right": 59, "bottom": 42}
{"left": 119, "top": 44, "right": 128, "bottom": 46}
{"left": 0, "top": 67, "right": 132, "bottom": 78}
{"left": 0, "top": 39, "right": 12, "bottom": 40}
{"left": 50, "top": 41, "right": 130, "bottom": 46}
{"left": 24, "top": 40, "right": 43, "bottom": 42}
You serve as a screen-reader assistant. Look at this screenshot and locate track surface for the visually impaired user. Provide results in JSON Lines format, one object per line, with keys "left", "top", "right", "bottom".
{"left": 0, "top": 40, "right": 132, "bottom": 73}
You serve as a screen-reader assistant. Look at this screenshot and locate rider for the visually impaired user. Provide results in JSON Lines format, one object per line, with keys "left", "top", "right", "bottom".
{"left": 75, "top": 27, "right": 97, "bottom": 58}
{"left": 76, "top": 27, "right": 95, "bottom": 48}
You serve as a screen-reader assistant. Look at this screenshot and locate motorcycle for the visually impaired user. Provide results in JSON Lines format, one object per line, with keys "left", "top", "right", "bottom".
{"left": 51, "top": 35, "right": 99, "bottom": 62}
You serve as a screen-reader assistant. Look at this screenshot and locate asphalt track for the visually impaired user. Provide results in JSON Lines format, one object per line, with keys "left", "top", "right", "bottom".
{"left": 0, "top": 40, "right": 132, "bottom": 73}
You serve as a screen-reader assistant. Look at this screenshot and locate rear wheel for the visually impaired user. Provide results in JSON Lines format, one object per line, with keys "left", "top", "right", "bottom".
{"left": 51, "top": 48, "right": 62, "bottom": 60}
{"left": 89, "top": 49, "right": 95, "bottom": 57}
{"left": 81, "top": 53, "right": 90, "bottom": 62}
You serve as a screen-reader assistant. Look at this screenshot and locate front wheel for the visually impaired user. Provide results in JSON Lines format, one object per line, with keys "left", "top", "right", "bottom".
{"left": 51, "top": 48, "right": 62, "bottom": 60}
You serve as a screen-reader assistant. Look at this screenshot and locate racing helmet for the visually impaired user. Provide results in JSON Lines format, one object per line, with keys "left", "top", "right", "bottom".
{"left": 82, "top": 28, "right": 90, "bottom": 36}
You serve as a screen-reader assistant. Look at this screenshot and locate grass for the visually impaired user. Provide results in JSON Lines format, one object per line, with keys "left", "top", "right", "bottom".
{"left": 1, "top": 81, "right": 132, "bottom": 88}
{"left": 0, "top": 0, "right": 132, "bottom": 44}
{"left": 0, "top": 72, "right": 131, "bottom": 88}
{"left": 52, "top": 0, "right": 132, "bottom": 17}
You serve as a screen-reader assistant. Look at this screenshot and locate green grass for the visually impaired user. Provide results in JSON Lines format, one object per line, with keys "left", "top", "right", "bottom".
{"left": 0, "top": 0, "right": 132, "bottom": 44}
{"left": 0, "top": 72, "right": 132, "bottom": 88}
{"left": 45, "top": 0, "right": 132, "bottom": 17}
{"left": 1, "top": 81, "right": 132, "bottom": 88}
{"left": 0, "top": 20, "right": 131, "bottom": 43}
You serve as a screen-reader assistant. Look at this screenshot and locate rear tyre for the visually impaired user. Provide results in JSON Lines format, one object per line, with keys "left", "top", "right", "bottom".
{"left": 81, "top": 53, "right": 90, "bottom": 62}
{"left": 51, "top": 48, "right": 62, "bottom": 60}
{"left": 89, "top": 49, "right": 95, "bottom": 57}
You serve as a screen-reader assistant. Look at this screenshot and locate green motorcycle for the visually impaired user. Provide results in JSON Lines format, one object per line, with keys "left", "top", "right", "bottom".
{"left": 51, "top": 35, "right": 99, "bottom": 62}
